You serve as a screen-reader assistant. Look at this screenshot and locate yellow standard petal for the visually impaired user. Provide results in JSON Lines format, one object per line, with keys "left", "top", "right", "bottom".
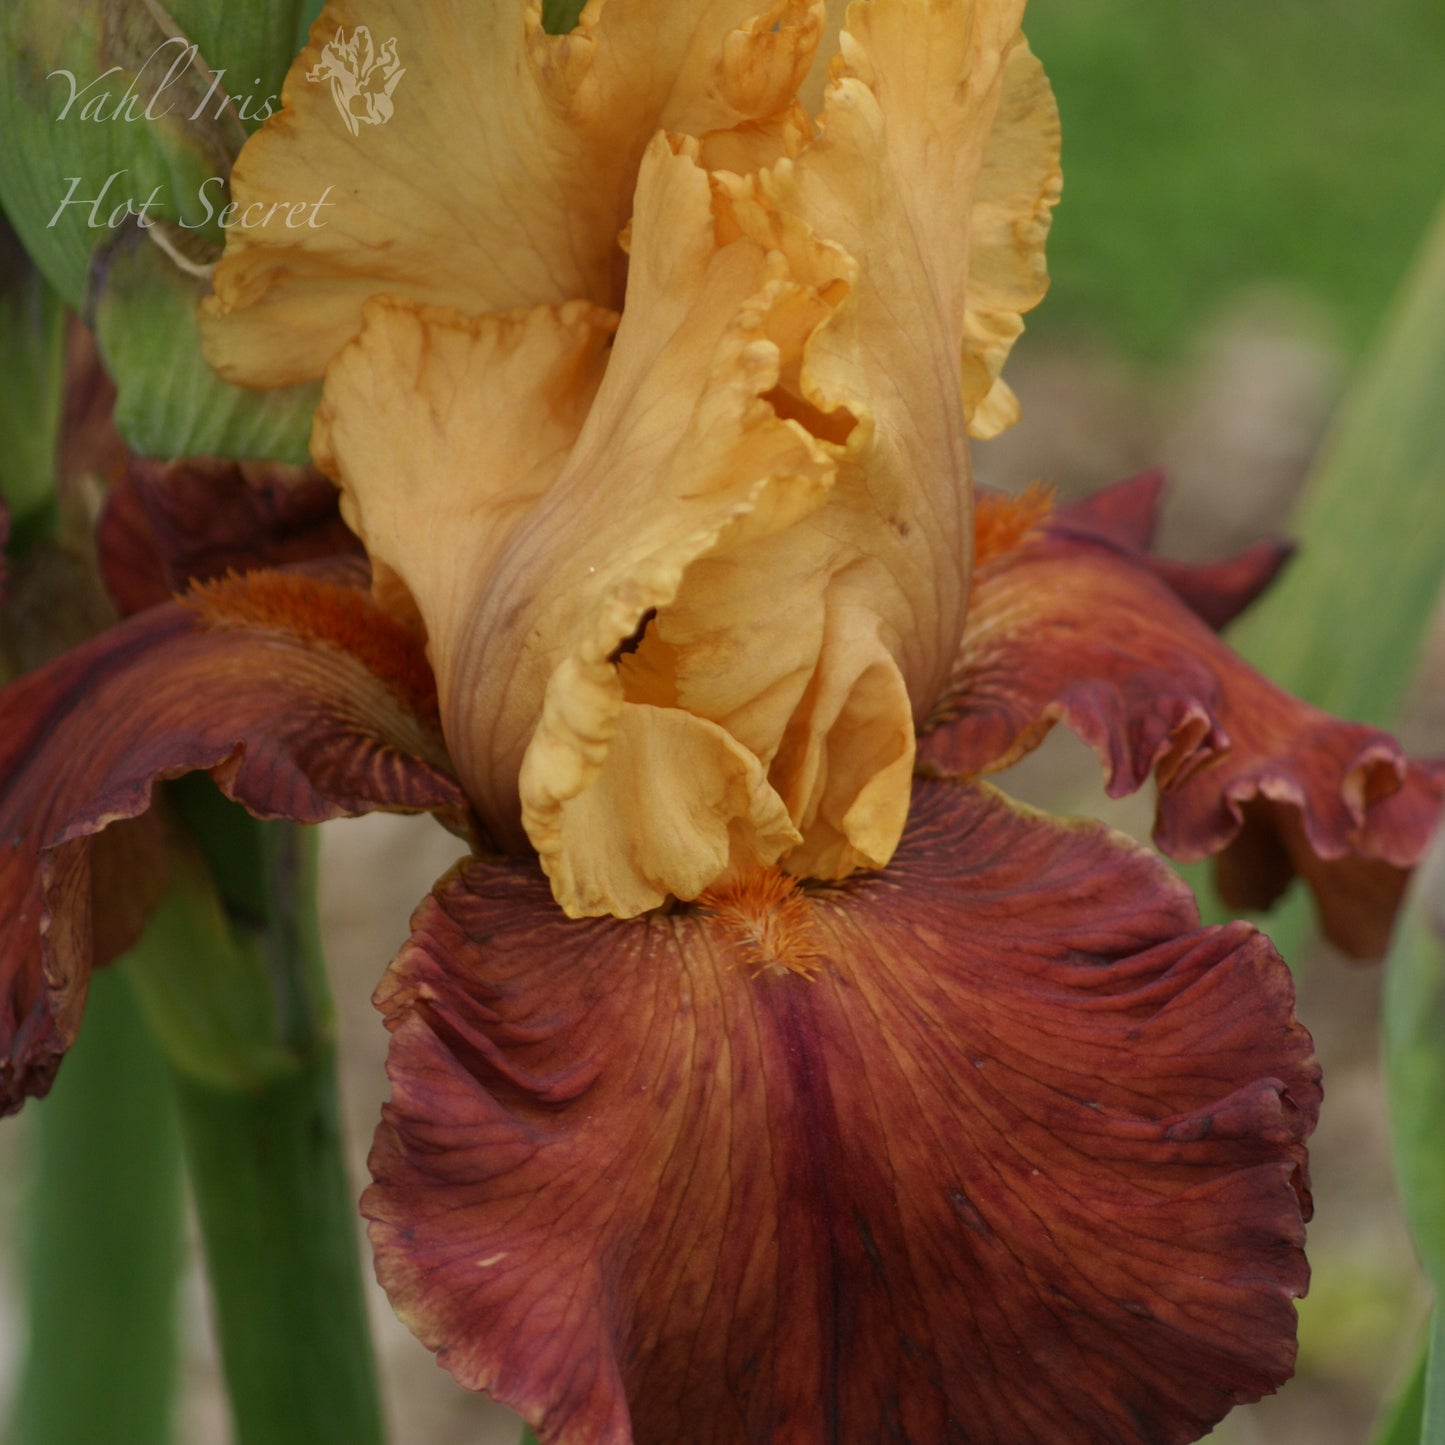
{"left": 681, "top": 0, "right": 1058, "bottom": 876}
{"left": 310, "top": 294, "right": 619, "bottom": 755}
{"left": 961, "top": 38, "right": 1062, "bottom": 439}
{"left": 318, "top": 135, "right": 835, "bottom": 914}
{"left": 201, "top": 0, "right": 826, "bottom": 386}
{"left": 309, "top": 0, "right": 1060, "bottom": 918}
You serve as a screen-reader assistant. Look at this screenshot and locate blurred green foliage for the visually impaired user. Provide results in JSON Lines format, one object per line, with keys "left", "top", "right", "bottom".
{"left": 1382, "top": 820, "right": 1445, "bottom": 1442}
{"left": 1026, "top": 0, "right": 1445, "bottom": 358}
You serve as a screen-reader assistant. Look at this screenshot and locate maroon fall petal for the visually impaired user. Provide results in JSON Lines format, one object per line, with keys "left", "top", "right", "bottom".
{"left": 1049, "top": 468, "right": 1167, "bottom": 552}
{"left": 926, "top": 516, "right": 1443, "bottom": 957}
{"left": 1050, "top": 471, "right": 1294, "bottom": 630}
{"left": 98, "top": 457, "right": 361, "bottom": 616}
{"left": 1210, "top": 769, "right": 1445, "bottom": 956}
{"left": 0, "top": 570, "right": 467, "bottom": 1112}
{"left": 1144, "top": 543, "right": 1292, "bottom": 632}
{"left": 367, "top": 779, "right": 1318, "bottom": 1445}
{"left": 86, "top": 812, "right": 172, "bottom": 970}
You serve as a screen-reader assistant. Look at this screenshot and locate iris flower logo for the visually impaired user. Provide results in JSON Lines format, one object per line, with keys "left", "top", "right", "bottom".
{"left": 306, "top": 26, "right": 404, "bottom": 137}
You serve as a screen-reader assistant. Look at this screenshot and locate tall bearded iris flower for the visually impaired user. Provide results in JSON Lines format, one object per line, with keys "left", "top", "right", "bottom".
{"left": 1, "top": 1, "right": 1441, "bottom": 1441}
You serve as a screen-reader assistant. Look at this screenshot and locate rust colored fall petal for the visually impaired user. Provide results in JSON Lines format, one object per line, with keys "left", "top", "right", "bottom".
{"left": 98, "top": 457, "right": 360, "bottom": 615}
{"left": 924, "top": 514, "right": 1443, "bottom": 957}
{"left": 87, "top": 813, "right": 172, "bottom": 970}
{"left": 1048, "top": 467, "right": 1169, "bottom": 552}
{"left": 1210, "top": 769, "right": 1445, "bottom": 957}
{"left": 0, "top": 572, "right": 465, "bottom": 1112}
{"left": 367, "top": 779, "right": 1317, "bottom": 1445}
{"left": 1147, "top": 541, "right": 1295, "bottom": 633}
{"left": 1048, "top": 471, "right": 1294, "bottom": 630}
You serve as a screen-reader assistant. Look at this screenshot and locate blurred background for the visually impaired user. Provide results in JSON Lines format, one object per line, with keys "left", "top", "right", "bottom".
{"left": 3, "top": 0, "right": 1445, "bottom": 1440}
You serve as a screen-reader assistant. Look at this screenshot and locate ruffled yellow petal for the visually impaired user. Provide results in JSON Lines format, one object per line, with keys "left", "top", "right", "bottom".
{"left": 286, "top": 0, "right": 1060, "bottom": 918}
{"left": 317, "top": 135, "right": 835, "bottom": 913}
{"left": 523, "top": 704, "right": 801, "bottom": 918}
{"left": 771, "top": 608, "right": 916, "bottom": 877}
{"left": 201, "top": 0, "right": 826, "bottom": 387}
{"left": 619, "top": 479, "right": 919, "bottom": 881}
{"left": 961, "top": 39, "right": 1062, "bottom": 439}
{"left": 311, "top": 297, "right": 618, "bottom": 843}
{"left": 522, "top": 0, "right": 1052, "bottom": 898}
{"left": 589, "top": 1, "right": 1054, "bottom": 890}
{"left": 505, "top": 142, "right": 841, "bottom": 912}
{"left": 656, "top": 0, "right": 1044, "bottom": 882}
{"left": 797, "top": 5, "right": 1059, "bottom": 443}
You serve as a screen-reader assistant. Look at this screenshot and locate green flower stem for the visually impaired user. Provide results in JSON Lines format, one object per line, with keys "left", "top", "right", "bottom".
{"left": 5, "top": 233, "right": 184, "bottom": 1445}
{"left": 9, "top": 966, "right": 185, "bottom": 1445}
{"left": 171, "top": 1050, "right": 381, "bottom": 1445}
{"left": 127, "top": 783, "right": 383, "bottom": 1445}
